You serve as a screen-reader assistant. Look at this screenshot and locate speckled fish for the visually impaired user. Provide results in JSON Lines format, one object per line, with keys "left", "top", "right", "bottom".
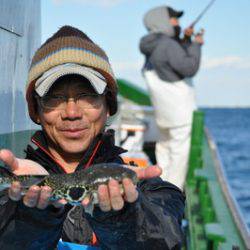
{"left": 0, "top": 163, "right": 138, "bottom": 214}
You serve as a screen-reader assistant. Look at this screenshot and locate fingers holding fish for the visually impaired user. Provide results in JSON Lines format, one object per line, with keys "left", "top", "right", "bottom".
{"left": 8, "top": 181, "right": 44, "bottom": 207}
{"left": 8, "top": 181, "right": 22, "bottom": 201}
{"left": 36, "top": 186, "right": 52, "bottom": 209}
{"left": 122, "top": 178, "right": 138, "bottom": 203}
{"left": 23, "top": 185, "right": 41, "bottom": 207}
{"left": 108, "top": 179, "right": 124, "bottom": 211}
{"left": 96, "top": 178, "right": 138, "bottom": 212}
{"left": 8, "top": 182, "right": 62, "bottom": 210}
{"left": 97, "top": 184, "right": 112, "bottom": 212}
{"left": 20, "top": 185, "right": 65, "bottom": 209}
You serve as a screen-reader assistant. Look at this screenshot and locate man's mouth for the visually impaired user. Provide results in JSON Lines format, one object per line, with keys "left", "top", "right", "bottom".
{"left": 60, "top": 128, "right": 88, "bottom": 138}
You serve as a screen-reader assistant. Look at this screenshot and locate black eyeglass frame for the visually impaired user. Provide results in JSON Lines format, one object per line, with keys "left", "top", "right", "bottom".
{"left": 34, "top": 90, "right": 107, "bottom": 110}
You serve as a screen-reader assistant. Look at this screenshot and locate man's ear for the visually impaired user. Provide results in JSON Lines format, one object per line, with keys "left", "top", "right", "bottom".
{"left": 105, "top": 110, "right": 112, "bottom": 127}
{"left": 34, "top": 111, "right": 41, "bottom": 124}
{"left": 36, "top": 116, "right": 41, "bottom": 124}
{"left": 33, "top": 95, "right": 41, "bottom": 124}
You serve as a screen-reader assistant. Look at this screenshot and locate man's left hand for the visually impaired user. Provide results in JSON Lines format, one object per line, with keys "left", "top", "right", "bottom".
{"left": 81, "top": 165, "right": 162, "bottom": 212}
{"left": 184, "top": 27, "right": 194, "bottom": 37}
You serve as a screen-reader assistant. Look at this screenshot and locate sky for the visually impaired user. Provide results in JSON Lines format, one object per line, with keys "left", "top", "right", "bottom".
{"left": 41, "top": 0, "right": 250, "bottom": 107}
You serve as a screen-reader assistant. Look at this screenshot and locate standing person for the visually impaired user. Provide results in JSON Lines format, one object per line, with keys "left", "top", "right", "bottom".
{"left": 139, "top": 6, "right": 204, "bottom": 190}
{"left": 0, "top": 26, "right": 185, "bottom": 250}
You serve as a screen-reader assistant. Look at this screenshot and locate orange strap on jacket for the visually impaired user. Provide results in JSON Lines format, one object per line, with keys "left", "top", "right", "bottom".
{"left": 91, "top": 232, "right": 98, "bottom": 246}
{"left": 85, "top": 140, "right": 102, "bottom": 169}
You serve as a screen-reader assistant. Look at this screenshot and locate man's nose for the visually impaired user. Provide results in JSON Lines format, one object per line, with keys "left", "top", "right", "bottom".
{"left": 61, "top": 99, "right": 82, "bottom": 120}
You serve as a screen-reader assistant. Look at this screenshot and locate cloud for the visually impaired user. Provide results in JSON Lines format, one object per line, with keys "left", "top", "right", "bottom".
{"left": 111, "top": 60, "right": 146, "bottom": 87}
{"left": 112, "top": 60, "right": 143, "bottom": 72}
{"left": 52, "top": 0, "right": 127, "bottom": 7}
{"left": 202, "top": 56, "right": 250, "bottom": 69}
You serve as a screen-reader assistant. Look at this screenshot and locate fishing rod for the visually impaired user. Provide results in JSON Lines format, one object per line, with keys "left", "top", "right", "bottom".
{"left": 189, "top": 0, "right": 217, "bottom": 28}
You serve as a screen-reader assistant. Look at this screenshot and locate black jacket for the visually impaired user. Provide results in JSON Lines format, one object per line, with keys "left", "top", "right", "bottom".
{"left": 0, "top": 130, "right": 185, "bottom": 250}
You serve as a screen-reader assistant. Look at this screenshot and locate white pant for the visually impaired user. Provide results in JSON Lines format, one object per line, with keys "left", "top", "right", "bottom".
{"left": 143, "top": 70, "right": 196, "bottom": 190}
{"left": 155, "top": 125, "right": 192, "bottom": 190}
{"left": 143, "top": 70, "right": 196, "bottom": 128}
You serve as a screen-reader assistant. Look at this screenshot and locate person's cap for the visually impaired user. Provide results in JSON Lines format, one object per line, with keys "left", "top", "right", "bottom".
{"left": 35, "top": 63, "right": 107, "bottom": 97}
{"left": 26, "top": 25, "right": 118, "bottom": 123}
{"left": 167, "top": 7, "right": 184, "bottom": 18}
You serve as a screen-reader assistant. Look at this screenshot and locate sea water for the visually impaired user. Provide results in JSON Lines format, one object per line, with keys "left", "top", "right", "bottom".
{"left": 203, "top": 108, "right": 250, "bottom": 231}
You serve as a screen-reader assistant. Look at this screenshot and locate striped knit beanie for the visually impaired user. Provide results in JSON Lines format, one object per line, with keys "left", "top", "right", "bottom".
{"left": 26, "top": 25, "right": 118, "bottom": 123}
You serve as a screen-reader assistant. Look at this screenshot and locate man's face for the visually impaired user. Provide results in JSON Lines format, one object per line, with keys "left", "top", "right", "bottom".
{"left": 37, "top": 75, "right": 109, "bottom": 157}
{"left": 169, "top": 17, "right": 181, "bottom": 38}
{"left": 169, "top": 17, "right": 179, "bottom": 27}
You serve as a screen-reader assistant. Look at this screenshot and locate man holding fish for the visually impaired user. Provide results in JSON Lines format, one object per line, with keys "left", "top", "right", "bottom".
{"left": 0, "top": 26, "right": 185, "bottom": 250}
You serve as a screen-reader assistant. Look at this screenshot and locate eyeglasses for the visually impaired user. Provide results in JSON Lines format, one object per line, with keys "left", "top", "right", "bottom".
{"left": 36, "top": 93, "right": 105, "bottom": 110}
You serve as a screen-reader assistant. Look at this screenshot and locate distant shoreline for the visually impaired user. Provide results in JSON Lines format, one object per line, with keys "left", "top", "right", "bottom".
{"left": 200, "top": 106, "right": 250, "bottom": 109}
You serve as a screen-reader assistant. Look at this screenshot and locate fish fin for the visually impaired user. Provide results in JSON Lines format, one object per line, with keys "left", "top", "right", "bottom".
{"left": 83, "top": 192, "right": 99, "bottom": 216}
{"left": 0, "top": 166, "right": 14, "bottom": 191}
{"left": 0, "top": 173, "right": 12, "bottom": 191}
{"left": 92, "top": 192, "right": 98, "bottom": 205}
{"left": 84, "top": 202, "right": 94, "bottom": 216}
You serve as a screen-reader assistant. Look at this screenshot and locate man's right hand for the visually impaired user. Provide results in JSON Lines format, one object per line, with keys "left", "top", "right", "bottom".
{"left": 0, "top": 149, "right": 66, "bottom": 209}
{"left": 194, "top": 29, "right": 205, "bottom": 45}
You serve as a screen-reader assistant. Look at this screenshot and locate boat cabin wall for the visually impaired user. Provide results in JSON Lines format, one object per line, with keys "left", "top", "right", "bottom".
{"left": 0, "top": 0, "right": 41, "bottom": 134}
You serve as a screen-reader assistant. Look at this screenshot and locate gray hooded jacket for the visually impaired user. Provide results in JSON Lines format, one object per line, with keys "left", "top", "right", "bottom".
{"left": 140, "top": 6, "right": 201, "bottom": 82}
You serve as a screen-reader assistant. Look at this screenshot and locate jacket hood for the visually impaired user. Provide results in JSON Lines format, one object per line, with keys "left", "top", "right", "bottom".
{"left": 143, "top": 6, "right": 175, "bottom": 37}
{"left": 140, "top": 33, "right": 164, "bottom": 56}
